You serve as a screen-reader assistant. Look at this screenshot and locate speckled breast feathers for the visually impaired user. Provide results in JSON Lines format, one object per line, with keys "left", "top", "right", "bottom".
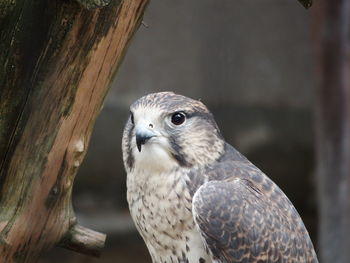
{"left": 122, "top": 92, "right": 318, "bottom": 263}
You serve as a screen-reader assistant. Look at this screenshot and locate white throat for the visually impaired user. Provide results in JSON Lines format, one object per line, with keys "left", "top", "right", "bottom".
{"left": 133, "top": 142, "right": 178, "bottom": 174}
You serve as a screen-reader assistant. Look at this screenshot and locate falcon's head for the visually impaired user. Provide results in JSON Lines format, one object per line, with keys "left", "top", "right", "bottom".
{"left": 122, "top": 92, "right": 225, "bottom": 173}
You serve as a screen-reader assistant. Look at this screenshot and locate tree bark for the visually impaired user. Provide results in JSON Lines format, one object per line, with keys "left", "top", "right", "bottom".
{"left": 312, "top": 0, "right": 350, "bottom": 262}
{"left": 0, "top": 0, "right": 149, "bottom": 262}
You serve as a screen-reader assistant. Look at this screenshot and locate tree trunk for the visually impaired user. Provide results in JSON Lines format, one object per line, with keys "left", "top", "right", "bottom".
{"left": 312, "top": 0, "right": 350, "bottom": 262}
{"left": 0, "top": 0, "right": 149, "bottom": 262}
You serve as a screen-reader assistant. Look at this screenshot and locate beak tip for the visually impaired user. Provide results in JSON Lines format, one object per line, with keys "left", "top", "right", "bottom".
{"left": 135, "top": 129, "right": 154, "bottom": 153}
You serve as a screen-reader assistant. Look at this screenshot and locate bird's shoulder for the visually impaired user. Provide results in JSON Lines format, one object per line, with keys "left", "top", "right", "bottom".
{"left": 198, "top": 143, "right": 298, "bottom": 217}
{"left": 204, "top": 143, "right": 274, "bottom": 192}
{"left": 190, "top": 144, "right": 318, "bottom": 262}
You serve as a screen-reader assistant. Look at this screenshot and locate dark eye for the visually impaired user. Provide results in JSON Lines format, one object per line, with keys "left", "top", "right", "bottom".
{"left": 171, "top": 112, "right": 186, "bottom": 125}
{"left": 130, "top": 113, "right": 134, "bottom": 124}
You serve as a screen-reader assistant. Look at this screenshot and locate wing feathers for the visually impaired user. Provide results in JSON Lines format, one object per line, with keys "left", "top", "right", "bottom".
{"left": 192, "top": 178, "right": 318, "bottom": 263}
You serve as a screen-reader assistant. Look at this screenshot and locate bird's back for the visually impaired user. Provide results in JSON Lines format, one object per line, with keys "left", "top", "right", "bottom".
{"left": 191, "top": 143, "right": 319, "bottom": 262}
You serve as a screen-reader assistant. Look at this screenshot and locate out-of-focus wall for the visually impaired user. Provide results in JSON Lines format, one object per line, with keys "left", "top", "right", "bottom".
{"left": 40, "top": 0, "right": 315, "bottom": 262}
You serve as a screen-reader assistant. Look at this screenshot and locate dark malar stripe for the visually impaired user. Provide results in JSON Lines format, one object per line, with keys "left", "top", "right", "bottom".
{"left": 126, "top": 122, "right": 135, "bottom": 169}
{"left": 172, "top": 152, "right": 191, "bottom": 167}
{"left": 169, "top": 137, "right": 191, "bottom": 167}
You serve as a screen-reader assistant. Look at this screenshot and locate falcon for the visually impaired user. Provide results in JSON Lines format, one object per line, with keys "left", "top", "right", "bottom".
{"left": 122, "top": 92, "right": 318, "bottom": 263}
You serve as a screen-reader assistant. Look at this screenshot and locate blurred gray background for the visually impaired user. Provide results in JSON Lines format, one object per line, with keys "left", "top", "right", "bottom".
{"left": 40, "top": 0, "right": 315, "bottom": 262}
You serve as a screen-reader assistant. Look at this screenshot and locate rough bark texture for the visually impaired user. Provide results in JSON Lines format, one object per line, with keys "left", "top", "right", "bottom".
{"left": 313, "top": 0, "right": 350, "bottom": 262}
{"left": 58, "top": 224, "right": 106, "bottom": 257}
{"left": 0, "top": 0, "right": 149, "bottom": 262}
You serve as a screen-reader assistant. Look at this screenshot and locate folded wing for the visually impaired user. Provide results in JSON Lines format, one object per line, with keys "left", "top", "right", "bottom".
{"left": 192, "top": 178, "right": 318, "bottom": 263}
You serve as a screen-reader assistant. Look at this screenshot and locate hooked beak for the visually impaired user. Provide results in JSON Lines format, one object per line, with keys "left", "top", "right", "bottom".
{"left": 135, "top": 126, "right": 155, "bottom": 152}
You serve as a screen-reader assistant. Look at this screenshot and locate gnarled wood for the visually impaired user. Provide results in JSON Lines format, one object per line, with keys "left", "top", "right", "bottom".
{"left": 59, "top": 224, "right": 106, "bottom": 257}
{"left": 0, "top": 0, "right": 149, "bottom": 262}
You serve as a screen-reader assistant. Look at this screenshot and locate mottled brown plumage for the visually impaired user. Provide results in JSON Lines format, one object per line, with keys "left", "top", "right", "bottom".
{"left": 193, "top": 144, "right": 317, "bottom": 262}
{"left": 122, "top": 92, "right": 318, "bottom": 263}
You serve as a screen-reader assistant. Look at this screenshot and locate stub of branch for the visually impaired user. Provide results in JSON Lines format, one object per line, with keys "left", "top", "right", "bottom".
{"left": 298, "top": 0, "right": 312, "bottom": 9}
{"left": 59, "top": 224, "right": 106, "bottom": 257}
